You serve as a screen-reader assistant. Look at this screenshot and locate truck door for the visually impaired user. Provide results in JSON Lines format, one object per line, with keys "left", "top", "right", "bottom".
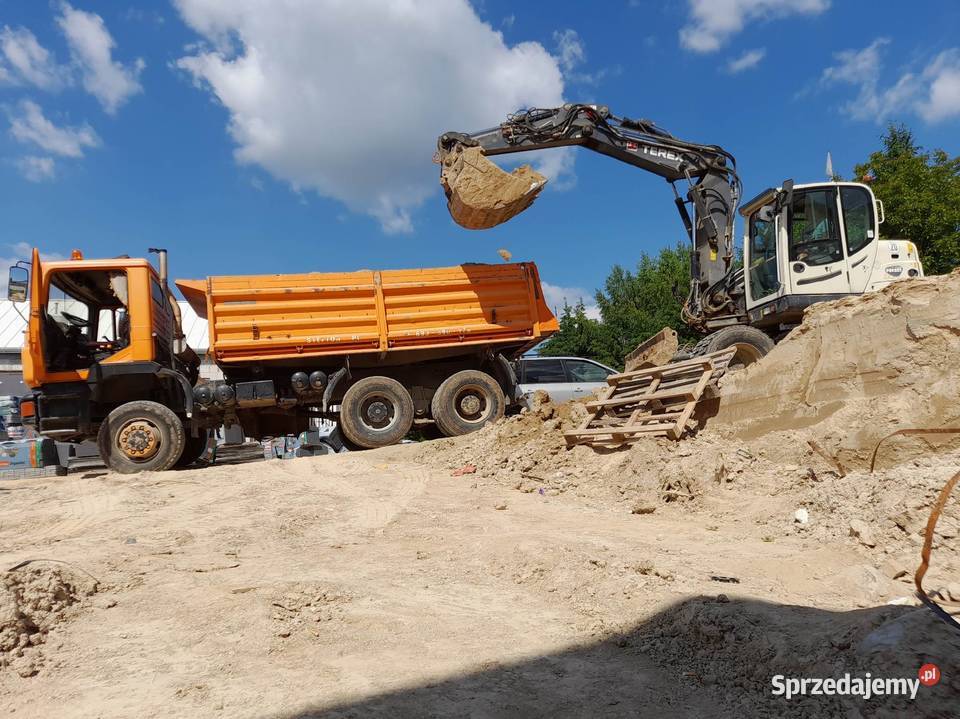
{"left": 838, "top": 185, "right": 879, "bottom": 294}
{"left": 785, "top": 187, "right": 851, "bottom": 296}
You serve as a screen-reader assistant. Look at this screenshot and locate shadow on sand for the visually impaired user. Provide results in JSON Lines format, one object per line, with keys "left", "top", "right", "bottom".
{"left": 281, "top": 595, "right": 958, "bottom": 718}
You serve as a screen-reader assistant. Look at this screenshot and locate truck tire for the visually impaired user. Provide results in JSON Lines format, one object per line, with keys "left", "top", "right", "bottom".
{"left": 699, "top": 325, "right": 774, "bottom": 368}
{"left": 339, "top": 376, "right": 415, "bottom": 449}
{"left": 176, "top": 431, "right": 209, "bottom": 468}
{"left": 97, "top": 400, "right": 185, "bottom": 474}
{"left": 431, "top": 370, "right": 505, "bottom": 437}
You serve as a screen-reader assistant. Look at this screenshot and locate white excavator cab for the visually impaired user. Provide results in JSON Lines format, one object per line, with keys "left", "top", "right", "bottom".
{"left": 741, "top": 181, "right": 923, "bottom": 328}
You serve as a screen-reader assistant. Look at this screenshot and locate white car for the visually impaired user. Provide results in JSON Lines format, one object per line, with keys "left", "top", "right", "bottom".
{"left": 515, "top": 356, "right": 617, "bottom": 407}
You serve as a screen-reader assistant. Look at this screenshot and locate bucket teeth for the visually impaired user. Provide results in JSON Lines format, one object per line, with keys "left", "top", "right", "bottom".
{"left": 439, "top": 145, "right": 547, "bottom": 230}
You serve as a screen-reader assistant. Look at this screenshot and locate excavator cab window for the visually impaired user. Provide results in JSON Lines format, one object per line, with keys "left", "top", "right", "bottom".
{"left": 839, "top": 186, "right": 874, "bottom": 256}
{"left": 43, "top": 269, "right": 128, "bottom": 371}
{"left": 748, "top": 210, "right": 779, "bottom": 302}
{"left": 789, "top": 189, "right": 843, "bottom": 267}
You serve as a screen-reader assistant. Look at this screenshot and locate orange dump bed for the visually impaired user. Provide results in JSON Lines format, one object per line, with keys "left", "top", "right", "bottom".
{"left": 176, "top": 262, "right": 558, "bottom": 365}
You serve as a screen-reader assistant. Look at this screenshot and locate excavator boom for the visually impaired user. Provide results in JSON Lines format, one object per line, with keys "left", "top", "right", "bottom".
{"left": 437, "top": 104, "right": 744, "bottom": 327}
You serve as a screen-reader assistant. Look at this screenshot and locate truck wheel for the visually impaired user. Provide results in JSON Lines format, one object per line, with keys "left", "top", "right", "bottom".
{"left": 176, "top": 431, "right": 209, "bottom": 468}
{"left": 97, "top": 400, "right": 185, "bottom": 474}
{"left": 431, "top": 370, "right": 505, "bottom": 437}
{"left": 700, "top": 326, "right": 774, "bottom": 368}
{"left": 339, "top": 376, "right": 414, "bottom": 449}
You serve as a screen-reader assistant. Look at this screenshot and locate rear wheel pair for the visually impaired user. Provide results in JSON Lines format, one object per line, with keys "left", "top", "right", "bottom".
{"left": 338, "top": 370, "right": 505, "bottom": 449}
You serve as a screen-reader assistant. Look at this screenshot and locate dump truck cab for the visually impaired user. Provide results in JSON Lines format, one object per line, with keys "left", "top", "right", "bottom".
{"left": 9, "top": 248, "right": 200, "bottom": 470}
{"left": 741, "top": 181, "right": 924, "bottom": 328}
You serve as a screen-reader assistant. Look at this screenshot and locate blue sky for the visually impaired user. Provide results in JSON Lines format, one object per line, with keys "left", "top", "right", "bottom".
{"left": 2, "top": 1, "right": 959, "bottom": 316}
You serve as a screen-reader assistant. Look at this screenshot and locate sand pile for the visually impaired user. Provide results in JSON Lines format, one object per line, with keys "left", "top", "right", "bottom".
{"left": 0, "top": 564, "right": 97, "bottom": 677}
{"left": 717, "top": 270, "right": 960, "bottom": 468}
{"left": 439, "top": 145, "right": 546, "bottom": 229}
{"left": 419, "top": 273, "right": 960, "bottom": 581}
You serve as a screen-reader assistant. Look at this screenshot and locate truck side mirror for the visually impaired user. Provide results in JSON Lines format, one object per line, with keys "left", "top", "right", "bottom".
{"left": 7, "top": 265, "right": 28, "bottom": 303}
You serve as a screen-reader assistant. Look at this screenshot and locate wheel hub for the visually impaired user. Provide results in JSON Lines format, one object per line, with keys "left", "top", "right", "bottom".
{"left": 360, "top": 395, "right": 396, "bottom": 430}
{"left": 459, "top": 394, "right": 482, "bottom": 416}
{"left": 118, "top": 420, "right": 161, "bottom": 460}
{"left": 454, "top": 387, "right": 488, "bottom": 423}
{"left": 367, "top": 401, "right": 389, "bottom": 423}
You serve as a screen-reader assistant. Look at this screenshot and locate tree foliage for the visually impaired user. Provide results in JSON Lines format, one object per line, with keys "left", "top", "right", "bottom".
{"left": 538, "top": 301, "right": 605, "bottom": 360}
{"left": 540, "top": 244, "right": 697, "bottom": 368}
{"left": 854, "top": 125, "right": 960, "bottom": 274}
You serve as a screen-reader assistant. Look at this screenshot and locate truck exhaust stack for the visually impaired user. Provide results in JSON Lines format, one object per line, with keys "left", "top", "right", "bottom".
{"left": 438, "top": 144, "right": 547, "bottom": 230}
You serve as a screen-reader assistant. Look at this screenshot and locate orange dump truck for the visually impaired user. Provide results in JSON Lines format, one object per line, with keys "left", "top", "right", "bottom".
{"left": 9, "top": 249, "right": 557, "bottom": 472}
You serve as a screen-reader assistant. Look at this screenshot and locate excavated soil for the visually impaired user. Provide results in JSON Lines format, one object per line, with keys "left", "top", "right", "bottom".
{"left": 1, "top": 273, "right": 958, "bottom": 717}
{"left": 440, "top": 145, "right": 546, "bottom": 229}
{"left": 1, "top": 565, "right": 97, "bottom": 678}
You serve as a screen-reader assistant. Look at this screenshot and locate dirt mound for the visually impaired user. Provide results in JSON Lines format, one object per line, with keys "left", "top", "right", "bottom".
{"left": 717, "top": 270, "right": 960, "bottom": 468}
{"left": 419, "top": 273, "right": 960, "bottom": 586}
{"left": 0, "top": 564, "right": 97, "bottom": 677}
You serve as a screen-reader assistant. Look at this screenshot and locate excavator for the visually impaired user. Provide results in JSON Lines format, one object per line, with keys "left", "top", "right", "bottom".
{"left": 436, "top": 103, "right": 924, "bottom": 365}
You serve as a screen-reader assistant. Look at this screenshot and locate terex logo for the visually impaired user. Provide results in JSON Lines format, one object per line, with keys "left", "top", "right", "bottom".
{"left": 640, "top": 145, "right": 681, "bottom": 162}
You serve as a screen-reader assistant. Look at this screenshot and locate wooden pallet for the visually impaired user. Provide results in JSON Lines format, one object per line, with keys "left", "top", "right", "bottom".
{"left": 563, "top": 348, "right": 736, "bottom": 447}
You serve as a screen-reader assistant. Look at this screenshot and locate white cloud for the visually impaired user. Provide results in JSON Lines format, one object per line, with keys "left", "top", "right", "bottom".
{"left": 173, "top": 0, "right": 566, "bottom": 234}
{"left": 15, "top": 156, "right": 56, "bottom": 182}
{"left": 820, "top": 39, "right": 960, "bottom": 124}
{"left": 680, "top": 0, "right": 829, "bottom": 53}
{"left": 541, "top": 281, "right": 600, "bottom": 320}
{"left": 553, "top": 29, "right": 585, "bottom": 74}
{"left": 918, "top": 49, "right": 960, "bottom": 123}
{"left": 57, "top": 2, "right": 144, "bottom": 114}
{"left": 531, "top": 147, "right": 577, "bottom": 192}
{"left": 725, "top": 48, "right": 766, "bottom": 73}
{"left": 8, "top": 100, "right": 100, "bottom": 158}
{"left": 0, "top": 26, "right": 68, "bottom": 90}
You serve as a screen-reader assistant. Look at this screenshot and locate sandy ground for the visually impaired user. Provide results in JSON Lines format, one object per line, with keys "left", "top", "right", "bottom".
{"left": 1, "top": 441, "right": 957, "bottom": 718}
{"left": 2, "top": 273, "right": 960, "bottom": 717}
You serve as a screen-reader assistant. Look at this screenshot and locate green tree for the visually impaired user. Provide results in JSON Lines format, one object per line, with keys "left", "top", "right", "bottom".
{"left": 539, "top": 300, "right": 605, "bottom": 360}
{"left": 854, "top": 125, "right": 960, "bottom": 274}
{"left": 592, "top": 243, "right": 699, "bottom": 368}
{"left": 539, "top": 244, "right": 698, "bottom": 369}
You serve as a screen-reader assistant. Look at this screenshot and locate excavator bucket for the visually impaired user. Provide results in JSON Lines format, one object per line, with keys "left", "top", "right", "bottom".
{"left": 623, "top": 327, "right": 679, "bottom": 372}
{"left": 439, "top": 144, "right": 547, "bottom": 230}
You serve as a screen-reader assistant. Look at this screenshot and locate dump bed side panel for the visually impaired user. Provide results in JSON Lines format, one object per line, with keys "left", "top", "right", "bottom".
{"left": 179, "top": 262, "right": 557, "bottom": 364}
